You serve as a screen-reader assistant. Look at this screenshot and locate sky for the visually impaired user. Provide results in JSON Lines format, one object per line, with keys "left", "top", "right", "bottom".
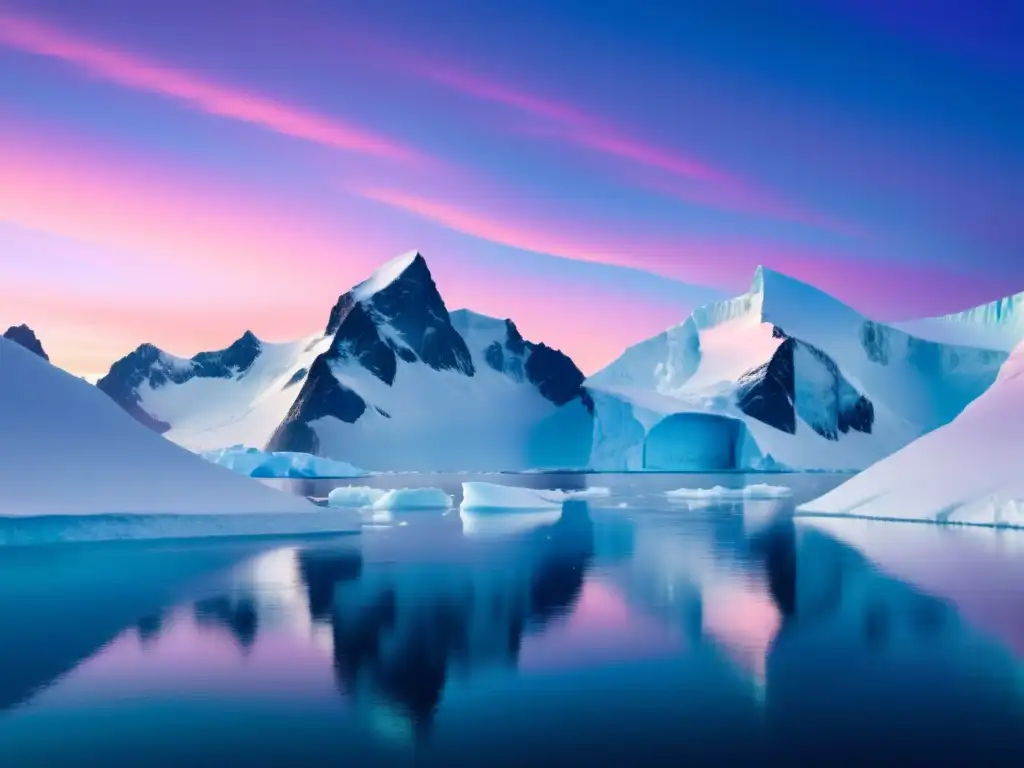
{"left": 0, "top": 0, "right": 1021, "bottom": 375}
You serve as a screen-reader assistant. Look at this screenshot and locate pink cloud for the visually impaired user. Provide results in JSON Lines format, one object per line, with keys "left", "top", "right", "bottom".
{"left": 0, "top": 12, "right": 426, "bottom": 165}
{"left": 353, "top": 186, "right": 652, "bottom": 273}
{"left": 353, "top": 185, "right": 1009, "bottom": 325}
{"left": 406, "top": 60, "right": 730, "bottom": 186}
{"left": 362, "top": 46, "right": 849, "bottom": 229}
{"left": 0, "top": 126, "right": 384, "bottom": 284}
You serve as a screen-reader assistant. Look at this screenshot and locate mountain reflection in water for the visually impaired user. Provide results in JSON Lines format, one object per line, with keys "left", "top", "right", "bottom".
{"left": 0, "top": 493, "right": 1022, "bottom": 765}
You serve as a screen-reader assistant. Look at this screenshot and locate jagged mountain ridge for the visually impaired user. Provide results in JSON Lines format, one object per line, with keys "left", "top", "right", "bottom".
{"left": 97, "top": 331, "right": 265, "bottom": 433}
{"left": 94, "top": 251, "right": 589, "bottom": 470}
{"left": 3, "top": 324, "right": 48, "bottom": 361}
{"left": 267, "top": 252, "right": 589, "bottom": 469}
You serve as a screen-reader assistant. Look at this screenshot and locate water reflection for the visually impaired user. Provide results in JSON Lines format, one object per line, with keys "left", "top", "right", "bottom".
{"left": 314, "top": 503, "right": 594, "bottom": 742}
{"left": 0, "top": 494, "right": 1022, "bottom": 764}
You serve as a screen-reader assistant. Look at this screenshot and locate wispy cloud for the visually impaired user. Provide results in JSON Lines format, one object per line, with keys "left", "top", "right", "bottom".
{"left": 353, "top": 186, "right": 651, "bottom": 273}
{"left": 365, "top": 47, "right": 847, "bottom": 230}
{"left": 353, "top": 184, "right": 1002, "bottom": 318}
{"left": 0, "top": 12, "right": 426, "bottom": 165}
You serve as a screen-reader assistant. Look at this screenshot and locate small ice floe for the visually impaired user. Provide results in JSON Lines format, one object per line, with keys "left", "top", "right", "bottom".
{"left": 665, "top": 484, "right": 792, "bottom": 502}
{"left": 326, "top": 486, "right": 451, "bottom": 510}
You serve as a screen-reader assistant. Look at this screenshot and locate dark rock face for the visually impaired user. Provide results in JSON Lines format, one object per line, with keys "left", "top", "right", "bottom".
{"left": 483, "top": 318, "right": 586, "bottom": 407}
{"left": 736, "top": 333, "right": 874, "bottom": 441}
{"left": 97, "top": 332, "right": 263, "bottom": 432}
{"left": 737, "top": 339, "right": 798, "bottom": 434}
{"left": 3, "top": 324, "right": 48, "bottom": 361}
{"left": 326, "top": 254, "right": 474, "bottom": 384}
{"left": 266, "top": 355, "right": 366, "bottom": 453}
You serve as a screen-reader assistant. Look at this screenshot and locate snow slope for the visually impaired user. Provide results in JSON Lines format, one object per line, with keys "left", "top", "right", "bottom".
{"left": 896, "top": 290, "right": 1024, "bottom": 352}
{"left": 0, "top": 336, "right": 350, "bottom": 524}
{"left": 584, "top": 266, "right": 1006, "bottom": 471}
{"left": 268, "top": 253, "right": 591, "bottom": 471}
{"left": 799, "top": 341, "right": 1024, "bottom": 527}
{"left": 97, "top": 330, "right": 332, "bottom": 450}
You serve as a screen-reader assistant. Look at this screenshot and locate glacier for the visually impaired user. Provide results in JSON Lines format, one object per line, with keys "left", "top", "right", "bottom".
{"left": 200, "top": 445, "right": 368, "bottom": 478}
{"left": 896, "top": 289, "right": 1024, "bottom": 352}
{"left": 799, "top": 341, "right": 1024, "bottom": 528}
{"left": 0, "top": 336, "right": 358, "bottom": 540}
{"left": 581, "top": 266, "right": 1006, "bottom": 471}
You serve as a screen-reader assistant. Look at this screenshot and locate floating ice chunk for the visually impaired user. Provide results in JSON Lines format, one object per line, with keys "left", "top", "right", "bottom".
{"left": 327, "top": 486, "right": 451, "bottom": 510}
{"left": 460, "top": 508, "right": 562, "bottom": 538}
{"left": 202, "top": 445, "right": 368, "bottom": 478}
{"left": 372, "top": 488, "right": 452, "bottom": 510}
{"left": 327, "top": 486, "right": 386, "bottom": 508}
{"left": 460, "top": 482, "right": 566, "bottom": 511}
{"left": 665, "top": 484, "right": 792, "bottom": 501}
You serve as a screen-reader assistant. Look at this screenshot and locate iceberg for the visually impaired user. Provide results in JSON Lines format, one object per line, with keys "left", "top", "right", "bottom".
{"left": 0, "top": 337, "right": 356, "bottom": 541}
{"left": 799, "top": 341, "right": 1024, "bottom": 528}
{"left": 665, "top": 484, "right": 792, "bottom": 501}
{"left": 201, "top": 445, "right": 368, "bottom": 478}
{"left": 460, "top": 508, "right": 563, "bottom": 538}
{"left": 327, "top": 487, "right": 387, "bottom": 508}
{"left": 327, "top": 486, "right": 451, "bottom": 510}
{"left": 459, "top": 481, "right": 609, "bottom": 511}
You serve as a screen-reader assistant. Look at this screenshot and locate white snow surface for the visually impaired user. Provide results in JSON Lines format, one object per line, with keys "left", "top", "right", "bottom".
{"left": 327, "top": 485, "right": 451, "bottom": 510}
{"left": 0, "top": 337, "right": 341, "bottom": 523}
{"left": 459, "top": 481, "right": 608, "bottom": 510}
{"left": 141, "top": 333, "right": 332, "bottom": 452}
{"left": 351, "top": 250, "right": 421, "bottom": 301}
{"left": 311, "top": 309, "right": 565, "bottom": 472}
{"left": 201, "top": 445, "right": 367, "bottom": 478}
{"left": 585, "top": 266, "right": 1005, "bottom": 471}
{"left": 665, "top": 484, "right": 792, "bottom": 501}
{"left": 896, "top": 290, "right": 1024, "bottom": 352}
{"left": 460, "top": 482, "right": 567, "bottom": 510}
{"left": 800, "top": 341, "right": 1024, "bottom": 528}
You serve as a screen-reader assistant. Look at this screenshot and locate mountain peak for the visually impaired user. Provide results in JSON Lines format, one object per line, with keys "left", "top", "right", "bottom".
{"left": 351, "top": 251, "right": 428, "bottom": 302}
{"left": 3, "top": 324, "right": 49, "bottom": 361}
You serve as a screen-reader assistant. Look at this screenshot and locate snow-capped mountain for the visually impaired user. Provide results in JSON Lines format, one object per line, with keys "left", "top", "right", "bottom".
{"left": 799, "top": 340, "right": 1024, "bottom": 527}
{"left": 0, "top": 334, "right": 336, "bottom": 522}
{"left": 269, "top": 252, "right": 589, "bottom": 471}
{"left": 3, "top": 324, "right": 48, "bottom": 361}
{"left": 97, "top": 329, "right": 331, "bottom": 444}
{"left": 895, "top": 289, "right": 1024, "bottom": 352}
{"left": 582, "top": 267, "right": 1007, "bottom": 471}
{"left": 97, "top": 251, "right": 589, "bottom": 471}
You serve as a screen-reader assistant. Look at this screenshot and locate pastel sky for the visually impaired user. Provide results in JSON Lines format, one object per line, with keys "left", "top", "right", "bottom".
{"left": 0, "top": 0, "right": 1021, "bottom": 375}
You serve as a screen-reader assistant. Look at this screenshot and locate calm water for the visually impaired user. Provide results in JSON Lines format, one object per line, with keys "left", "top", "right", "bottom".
{"left": 1, "top": 473, "right": 1023, "bottom": 766}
